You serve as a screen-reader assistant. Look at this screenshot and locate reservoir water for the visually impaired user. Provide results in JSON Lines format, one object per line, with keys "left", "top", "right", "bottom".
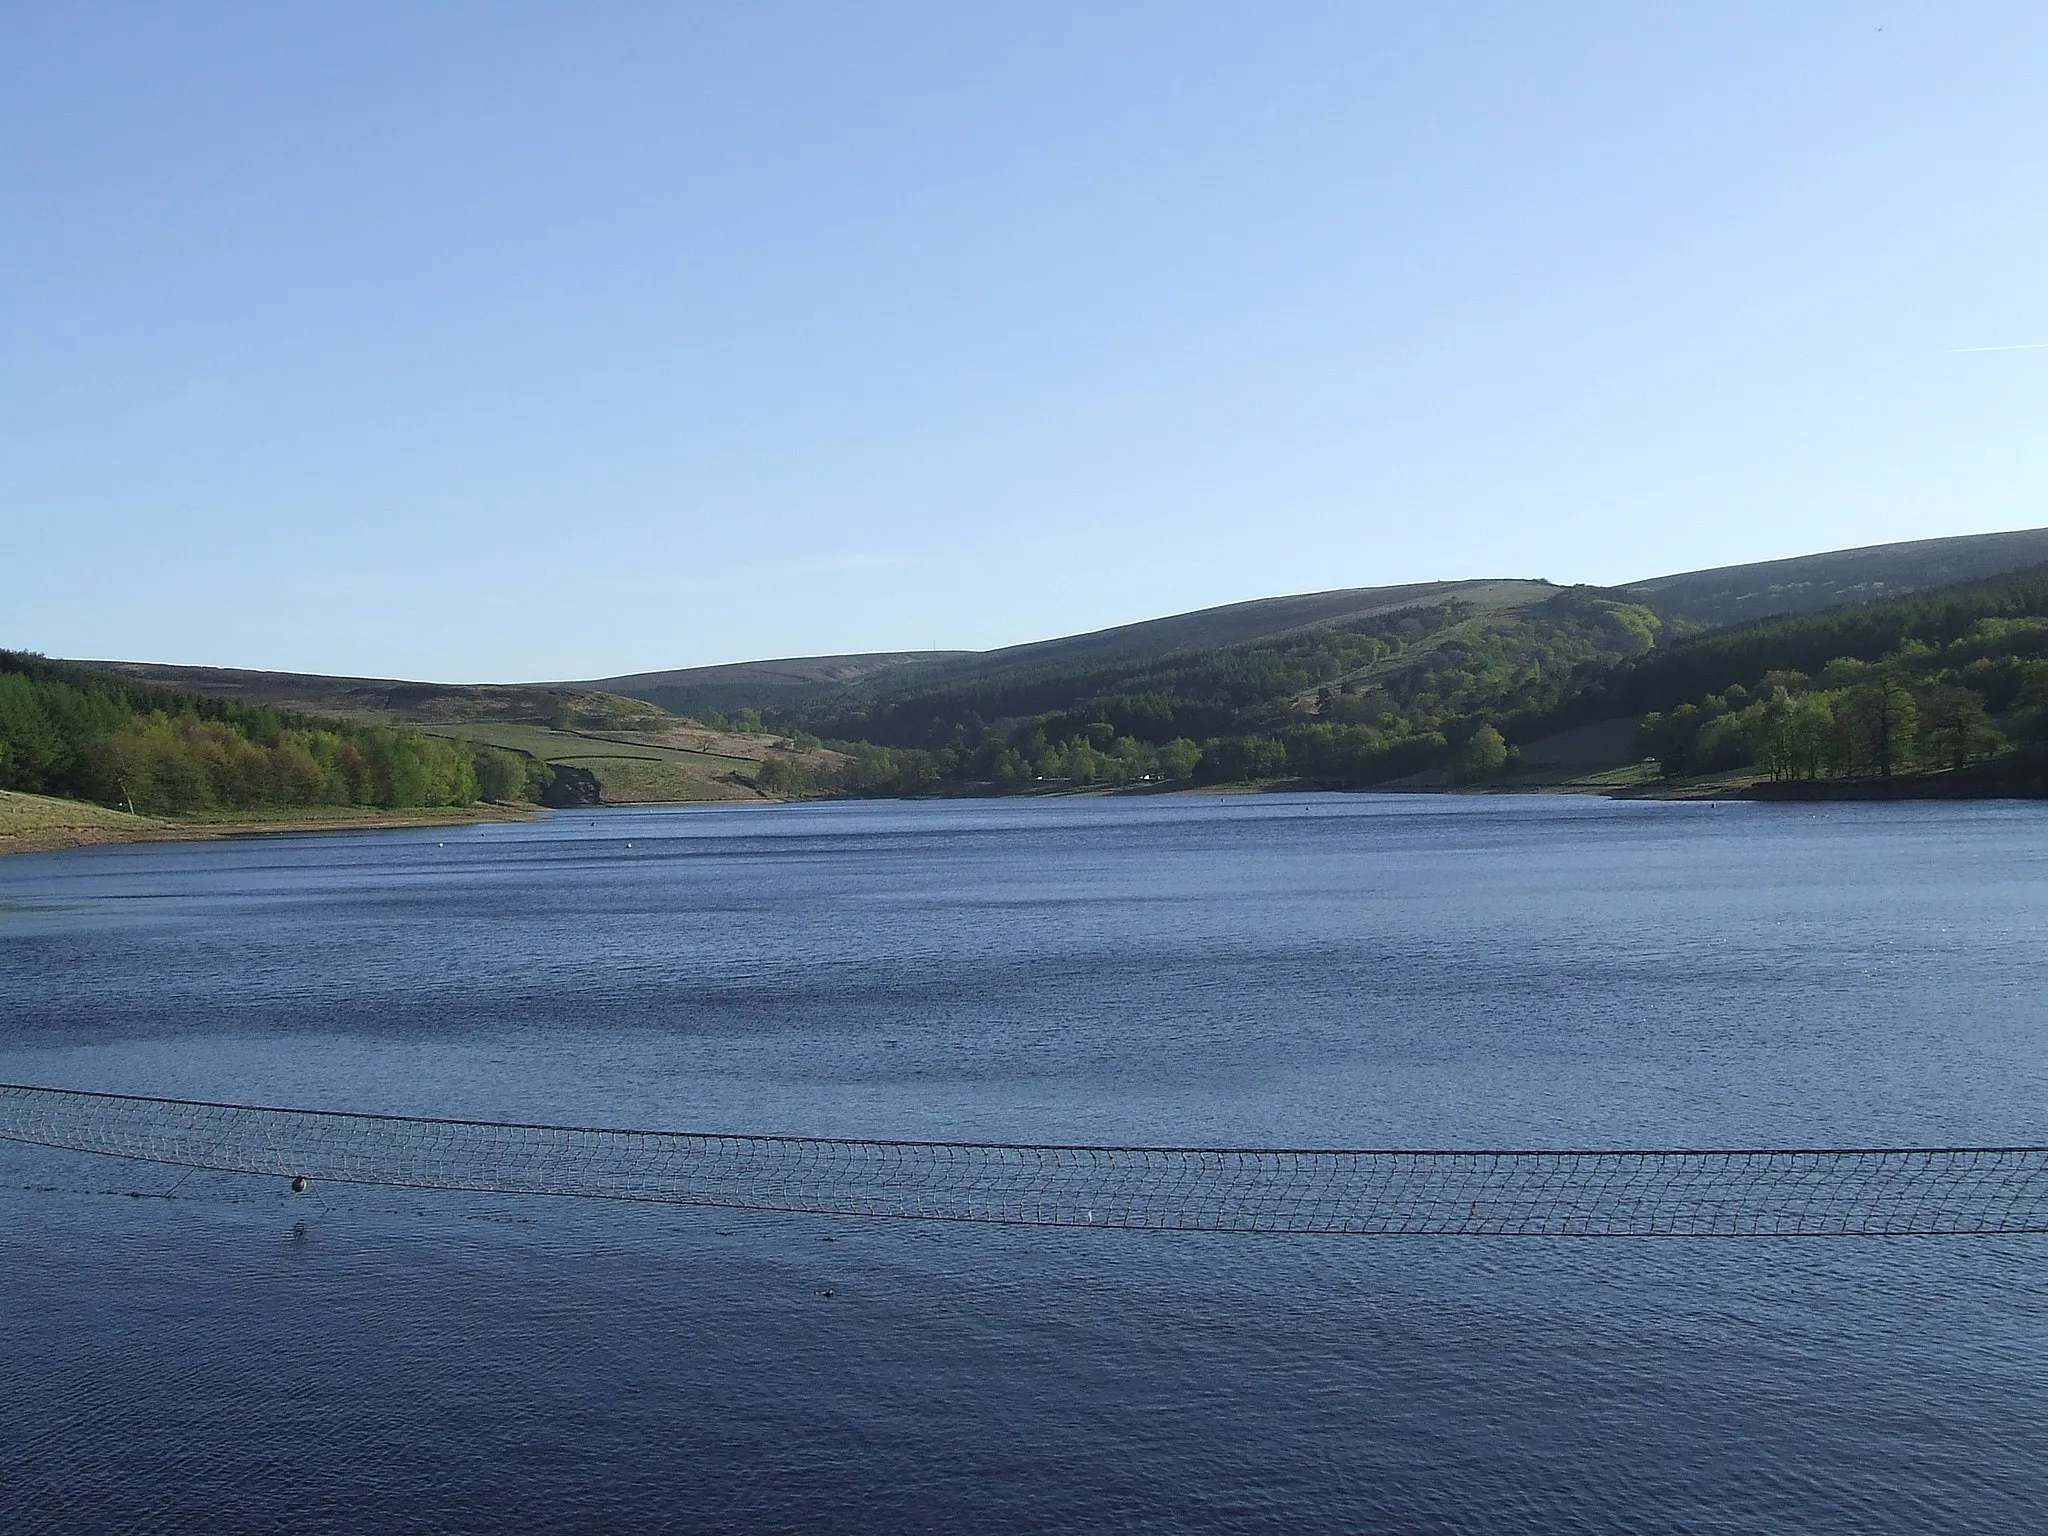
{"left": 3, "top": 794, "right": 2045, "bottom": 1531}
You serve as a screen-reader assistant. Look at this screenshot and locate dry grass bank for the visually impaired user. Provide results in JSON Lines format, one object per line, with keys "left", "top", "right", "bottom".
{"left": 0, "top": 789, "right": 535, "bottom": 858}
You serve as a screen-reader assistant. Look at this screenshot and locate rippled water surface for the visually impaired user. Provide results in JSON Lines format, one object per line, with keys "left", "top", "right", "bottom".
{"left": 3, "top": 794, "right": 2046, "bottom": 1531}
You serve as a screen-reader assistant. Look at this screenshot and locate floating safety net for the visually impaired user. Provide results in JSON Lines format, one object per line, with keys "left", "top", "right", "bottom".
{"left": 4, "top": 1083, "right": 2045, "bottom": 1236}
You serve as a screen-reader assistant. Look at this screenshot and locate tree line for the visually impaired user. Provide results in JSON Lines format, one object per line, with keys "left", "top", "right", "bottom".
{"left": 1518, "top": 562, "right": 2048, "bottom": 737}
{"left": 0, "top": 652, "right": 543, "bottom": 815}
{"left": 1631, "top": 627, "right": 2047, "bottom": 782}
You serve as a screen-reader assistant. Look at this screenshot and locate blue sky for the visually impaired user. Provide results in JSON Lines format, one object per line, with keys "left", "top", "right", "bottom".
{"left": 5, "top": 3, "right": 2045, "bottom": 680}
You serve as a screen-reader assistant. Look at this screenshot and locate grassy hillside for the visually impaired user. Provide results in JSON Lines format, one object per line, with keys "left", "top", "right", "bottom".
{"left": 420, "top": 722, "right": 761, "bottom": 803}
{"left": 780, "top": 581, "right": 1557, "bottom": 740}
{"left": 759, "top": 584, "right": 1661, "bottom": 792}
{"left": 921, "top": 579, "right": 1551, "bottom": 674}
{"left": 582, "top": 652, "right": 967, "bottom": 718}
{"left": 579, "top": 581, "right": 1557, "bottom": 719}
{"left": 1621, "top": 526, "right": 2048, "bottom": 629}
{"left": 1, "top": 652, "right": 519, "bottom": 816}
{"left": 0, "top": 786, "right": 157, "bottom": 850}
{"left": 576, "top": 531, "right": 2048, "bottom": 743}
{"left": 0, "top": 787, "right": 532, "bottom": 857}
{"left": 760, "top": 558, "right": 2048, "bottom": 796}
{"left": 732, "top": 537, "right": 2048, "bottom": 796}
{"left": 35, "top": 659, "right": 844, "bottom": 808}
{"left": 418, "top": 721, "right": 849, "bottom": 803}
{"left": 94, "top": 662, "right": 668, "bottom": 731}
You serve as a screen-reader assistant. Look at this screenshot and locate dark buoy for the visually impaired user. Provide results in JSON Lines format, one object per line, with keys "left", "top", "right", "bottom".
{"left": 290, "top": 1175, "right": 309, "bottom": 1194}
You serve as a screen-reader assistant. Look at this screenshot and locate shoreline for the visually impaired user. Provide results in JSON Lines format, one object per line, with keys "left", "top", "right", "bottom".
{"left": 0, "top": 792, "right": 539, "bottom": 859}
{"left": 10, "top": 766, "right": 2043, "bottom": 860}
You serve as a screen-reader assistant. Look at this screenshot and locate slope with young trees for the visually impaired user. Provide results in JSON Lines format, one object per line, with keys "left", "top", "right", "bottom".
{"left": 769, "top": 586, "right": 1664, "bottom": 793}
{"left": 0, "top": 652, "right": 542, "bottom": 815}
{"left": 1517, "top": 563, "right": 2048, "bottom": 787}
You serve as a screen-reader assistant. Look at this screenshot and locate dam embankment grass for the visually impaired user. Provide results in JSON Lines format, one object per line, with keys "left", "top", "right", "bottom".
{"left": 0, "top": 788, "right": 535, "bottom": 858}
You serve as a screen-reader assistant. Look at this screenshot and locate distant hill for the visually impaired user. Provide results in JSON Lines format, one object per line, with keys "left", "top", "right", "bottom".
{"left": 573, "top": 582, "right": 1556, "bottom": 716}
{"left": 785, "top": 579, "right": 1562, "bottom": 746}
{"left": 907, "top": 580, "right": 1549, "bottom": 681}
{"left": 40, "top": 526, "right": 2048, "bottom": 800}
{"left": 745, "top": 578, "right": 1662, "bottom": 799}
{"left": 581, "top": 651, "right": 967, "bottom": 718}
{"left": 584, "top": 531, "right": 2048, "bottom": 726}
{"left": 1526, "top": 559, "right": 2048, "bottom": 789}
{"left": 1622, "top": 527, "right": 2048, "bottom": 628}
{"left": 75, "top": 531, "right": 2048, "bottom": 732}
{"left": 89, "top": 662, "right": 666, "bottom": 730}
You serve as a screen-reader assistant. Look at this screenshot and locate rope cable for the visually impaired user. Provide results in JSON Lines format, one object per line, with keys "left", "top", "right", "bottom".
{"left": 3, "top": 1082, "right": 2044, "bottom": 1236}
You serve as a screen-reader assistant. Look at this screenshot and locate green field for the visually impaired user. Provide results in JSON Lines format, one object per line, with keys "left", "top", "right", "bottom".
{"left": 423, "top": 722, "right": 753, "bottom": 770}
{"left": 420, "top": 723, "right": 761, "bottom": 803}
{"left": 555, "top": 756, "right": 760, "bottom": 802}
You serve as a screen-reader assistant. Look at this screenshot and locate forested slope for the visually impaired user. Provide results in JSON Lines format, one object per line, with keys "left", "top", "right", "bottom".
{"left": 0, "top": 653, "right": 542, "bottom": 814}
{"left": 1518, "top": 563, "right": 2048, "bottom": 783}
{"left": 768, "top": 586, "right": 1663, "bottom": 791}
{"left": 773, "top": 563, "right": 2048, "bottom": 796}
